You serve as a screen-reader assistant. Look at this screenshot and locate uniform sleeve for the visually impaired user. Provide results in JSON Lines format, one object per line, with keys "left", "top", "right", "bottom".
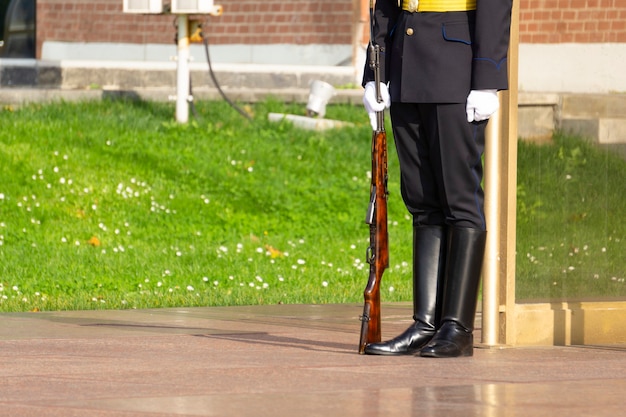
{"left": 362, "top": 0, "right": 401, "bottom": 86}
{"left": 471, "top": 0, "right": 513, "bottom": 90}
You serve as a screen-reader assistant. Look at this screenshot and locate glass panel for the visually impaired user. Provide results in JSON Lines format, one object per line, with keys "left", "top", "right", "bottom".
{"left": 516, "top": 132, "right": 626, "bottom": 302}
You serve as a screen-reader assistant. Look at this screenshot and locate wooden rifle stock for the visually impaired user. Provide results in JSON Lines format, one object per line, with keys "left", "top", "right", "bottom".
{"left": 359, "top": 40, "right": 389, "bottom": 354}
{"left": 358, "top": 129, "right": 389, "bottom": 354}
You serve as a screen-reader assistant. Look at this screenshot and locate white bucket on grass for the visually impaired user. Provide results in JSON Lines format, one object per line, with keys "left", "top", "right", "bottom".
{"left": 306, "top": 80, "right": 336, "bottom": 118}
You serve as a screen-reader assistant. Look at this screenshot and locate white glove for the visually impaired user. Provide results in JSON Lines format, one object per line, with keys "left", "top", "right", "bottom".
{"left": 466, "top": 89, "right": 499, "bottom": 122}
{"left": 363, "top": 81, "right": 391, "bottom": 129}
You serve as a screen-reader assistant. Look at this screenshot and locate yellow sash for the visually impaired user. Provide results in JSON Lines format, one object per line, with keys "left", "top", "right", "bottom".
{"left": 402, "top": 0, "right": 476, "bottom": 12}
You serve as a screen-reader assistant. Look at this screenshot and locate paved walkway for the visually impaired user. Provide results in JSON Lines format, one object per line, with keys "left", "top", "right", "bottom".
{"left": 2, "top": 303, "right": 626, "bottom": 416}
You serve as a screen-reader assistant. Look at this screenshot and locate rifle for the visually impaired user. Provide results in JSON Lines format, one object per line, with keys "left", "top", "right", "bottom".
{"left": 358, "top": 13, "right": 389, "bottom": 354}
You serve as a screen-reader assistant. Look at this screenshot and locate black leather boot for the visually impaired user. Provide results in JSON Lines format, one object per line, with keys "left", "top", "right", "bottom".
{"left": 420, "top": 227, "right": 486, "bottom": 358}
{"left": 364, "top": 226, "right": 446, "bottom": 355}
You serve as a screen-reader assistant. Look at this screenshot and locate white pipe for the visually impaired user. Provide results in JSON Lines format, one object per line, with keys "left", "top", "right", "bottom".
{"left": 176, "top": 15, "right": 190, "bottom": 123}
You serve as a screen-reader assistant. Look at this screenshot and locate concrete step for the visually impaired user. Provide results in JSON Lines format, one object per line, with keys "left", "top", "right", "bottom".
{"left": 3, "top": 59, "right": 626, "bottom": 144}
{"left": 562, "top": 117, "right": 626, "bottom": 144}
{"left": 0, "top": 59, "right": 358, "bottom": 91}
{"left": 561, "top": 93, "right": 626, "bottom": 119}
{"left": 517, "top": 92, "right": 626, "bottom": 144}
{"left": 517, "top": 92, "right": 560, "bottom": 142}
{"left": 559, "top": 93, "right": 626, "bottom": 144}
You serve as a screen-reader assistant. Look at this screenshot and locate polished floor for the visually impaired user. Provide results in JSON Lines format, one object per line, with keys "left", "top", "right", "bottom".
{"left": 1, "top": 303, "right": 625, "bottom": 416}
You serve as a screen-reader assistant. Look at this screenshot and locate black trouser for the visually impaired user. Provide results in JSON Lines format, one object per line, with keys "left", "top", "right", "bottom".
{"left": 390, "top": 102, "right": 487, "bottom": 230}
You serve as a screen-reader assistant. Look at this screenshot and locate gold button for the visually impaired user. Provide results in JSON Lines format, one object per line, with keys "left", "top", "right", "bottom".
{"left": 406, "top": 28, "right": 414, "bottom": 36}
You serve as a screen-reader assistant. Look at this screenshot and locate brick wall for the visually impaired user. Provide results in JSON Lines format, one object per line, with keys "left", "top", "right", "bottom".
{"left": 36, "top": 0, "right": 356, "bottom": 58}
{"left": 208, "top": 1, "right": 354, "bottom": 45}
{"left": 518, "top": 0, "right": 626, "bottom": 43}
{"left": 36, "top": 0, "right": 173, "bottom": 55}
{"left": 35, "top": 0, "right": 626, "bottom": 59}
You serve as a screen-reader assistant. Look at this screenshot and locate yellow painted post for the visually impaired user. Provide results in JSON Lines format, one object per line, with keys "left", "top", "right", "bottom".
{"left": 482, "top": 103, "right": 502, "bottom": 346}
{"left": 481, "top": 0, "right": 519, "bottom": 346}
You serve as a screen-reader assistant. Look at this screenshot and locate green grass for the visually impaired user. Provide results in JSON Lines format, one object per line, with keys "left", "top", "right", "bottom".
{"left": 0, "top": 99, "right": 414, "bottom": 312}
{"left": 0, "top": 99, "right": 624, "bottom": 312}
{"left": 516, "top": 133, "right": 626, "bottom": 300}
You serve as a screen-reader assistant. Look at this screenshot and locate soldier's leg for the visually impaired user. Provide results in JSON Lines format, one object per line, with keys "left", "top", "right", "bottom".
{"left": 417, "top": 103, "right": 487, "bottom": 358}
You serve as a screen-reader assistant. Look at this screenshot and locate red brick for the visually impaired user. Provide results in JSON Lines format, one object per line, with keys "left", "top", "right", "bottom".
{"left": 573, "top": 32, "right": 591, "bottom": 42}
{"left": 614, "top": 17, "right": 626, "bottom": 27}
{"left": 583, "top": 21, "right": 598, "bottom": 31}
{"left": 531, "top": 33, "right": 549, "bottom": 43}
{"left": 589, "top": 31, "right": 606, "bottom": 42}
{"left": 569, "top": 0, "right": 588, "bottom": 9}
{"left": 568, "top": 21, "right": 585, "bottom": 31}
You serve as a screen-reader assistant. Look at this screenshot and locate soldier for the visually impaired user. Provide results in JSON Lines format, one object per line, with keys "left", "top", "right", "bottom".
{"left": 362, "top": 0, "right": 513, "bottom": 357}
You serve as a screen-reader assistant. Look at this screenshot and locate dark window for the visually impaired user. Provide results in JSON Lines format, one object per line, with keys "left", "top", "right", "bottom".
{"left": 0, "top": 0, "right": 36, "bottom": 58}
